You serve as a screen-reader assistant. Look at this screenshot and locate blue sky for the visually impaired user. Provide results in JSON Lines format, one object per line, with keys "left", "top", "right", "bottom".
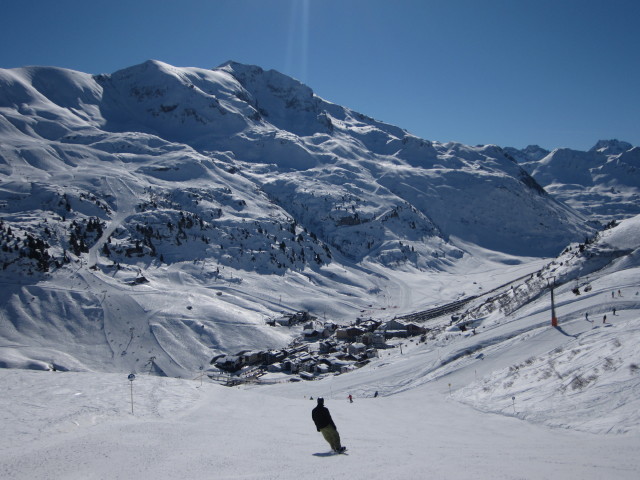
{"left": 1, "top": 0, "right": 638, "bottom": 151}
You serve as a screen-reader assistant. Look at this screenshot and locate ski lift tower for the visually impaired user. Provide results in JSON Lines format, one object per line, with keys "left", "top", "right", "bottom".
{"left": 549, "top": 278, "right": 558, "bottom": 327}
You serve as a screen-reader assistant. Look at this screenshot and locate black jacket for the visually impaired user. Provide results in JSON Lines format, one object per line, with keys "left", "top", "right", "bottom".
{"left": 312, "top": 404, "right": 336, "bottom": 431}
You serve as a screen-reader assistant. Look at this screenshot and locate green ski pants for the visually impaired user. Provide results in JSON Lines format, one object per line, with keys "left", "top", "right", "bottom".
{"left": 319, "top": 425, "right": 342, "bottom": 451}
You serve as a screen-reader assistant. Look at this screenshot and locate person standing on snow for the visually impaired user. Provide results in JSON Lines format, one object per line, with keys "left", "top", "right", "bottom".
{"left": 312, "top": 397, "right": 346, "bottom": 453}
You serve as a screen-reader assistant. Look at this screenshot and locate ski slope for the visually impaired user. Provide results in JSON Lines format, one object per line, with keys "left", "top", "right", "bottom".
{"left": 1, "top": 217, "right": 639, "bottom": 479}
{"left": 1, "top": 367, "right": 638, "bottom": 480}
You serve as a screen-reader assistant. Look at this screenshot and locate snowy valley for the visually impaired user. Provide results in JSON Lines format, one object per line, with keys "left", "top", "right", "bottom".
{"left": 1, "top": 60, "right": 639, "bottom": 479}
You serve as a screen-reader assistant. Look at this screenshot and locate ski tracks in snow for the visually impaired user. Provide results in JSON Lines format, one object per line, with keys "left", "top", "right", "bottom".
{"left": 88, "top": 176, "right": 140, "bottom": 268}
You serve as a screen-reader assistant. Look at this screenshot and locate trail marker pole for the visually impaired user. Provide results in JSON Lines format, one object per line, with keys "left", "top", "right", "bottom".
{"left": 128, "top": 373, "right": 136, "bottom": 414}
{"left": 512, "top": 396, "right": 516, "bottom": 414}
{"left": 549, "top": 278, "right": 558, "bottom": 327}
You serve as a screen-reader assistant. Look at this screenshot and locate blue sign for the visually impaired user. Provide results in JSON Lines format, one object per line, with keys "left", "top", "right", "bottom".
{"left": 128, "top": 373, "right": 136, "bottom": 381}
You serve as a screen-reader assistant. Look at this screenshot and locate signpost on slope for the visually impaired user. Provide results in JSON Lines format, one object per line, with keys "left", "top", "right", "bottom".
{"left": 128, "top": 373, "right": 136, "bottom": 414}
{"left": 549, "top": 278, "right": 558, "bottom": 327}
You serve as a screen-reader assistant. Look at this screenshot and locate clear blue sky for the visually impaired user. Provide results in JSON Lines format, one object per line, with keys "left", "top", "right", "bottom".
{"left": 1, "top": 0, "right": 639, "bottom": 151}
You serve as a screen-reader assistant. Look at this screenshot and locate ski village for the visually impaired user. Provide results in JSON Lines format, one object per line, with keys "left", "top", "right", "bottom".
{"left": 1, "top": 58, "right": 640, "bottom": 479}
{"left": 213, "top": 289, "right": 477, "bottom": 382}
{"left": 211, "top": 310, "right": 428, "bottom": 382}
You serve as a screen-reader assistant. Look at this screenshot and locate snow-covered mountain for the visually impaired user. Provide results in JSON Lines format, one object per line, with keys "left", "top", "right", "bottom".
{"left": 503, "top": 144, "right": 550, "bottom": 163}
{"left": 0, "top": 59, "right": 621, "bottom": 378}
{"left": 509, "top": 139, "right": 640, "bottom": 222}
{"left": 2, "top": 60, "right": 640, "bottom": 476}
{"left": 0, "top": 60, "right": 590, "bottom": 256}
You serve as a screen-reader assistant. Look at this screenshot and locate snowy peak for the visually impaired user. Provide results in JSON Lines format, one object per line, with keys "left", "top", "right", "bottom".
{"left": 589, "top": 139, "right": 633, "bottom": 155}
{"left": 503, "top": 144, "right": 550, "bottom": 163}
{"left": 0, "top": 66, "right": 101, "bottom": 111}
{"left": 0, "top": 66, "right": 104, "bottom": 140}
{"left": 220, "top": 60, "right": 316, "bottom": 111}
{"left": 94, "top": 60, "right": 256, "bottom": 142}
{"left": 27, "top": 66, "right": 102, "bottom": 109}
{"left": 218, "top": 61, "right": 324, "bottom": 137}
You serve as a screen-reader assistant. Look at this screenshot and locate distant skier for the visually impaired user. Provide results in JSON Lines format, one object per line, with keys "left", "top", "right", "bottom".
{"left": 585, "top": 312, "right": 591, "bottom": 323}
{"left": 374, "top": 391, "right": 379, "bottom": 398}
{"left": 348, "top": 394, "right": 353, "bottom": 403}
{"left": 603, "top": 314, "right": 607, "bottom": 324}
{"left": 312, "top": 397, "right": 346, "bottom": 453}
{"left": 613, "top": 308, "right": 617, "bottom": 316}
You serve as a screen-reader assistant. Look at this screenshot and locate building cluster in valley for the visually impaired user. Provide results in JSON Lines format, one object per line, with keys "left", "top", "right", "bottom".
{"left": 209, "top": 311, "right": 429, "bottom": 382}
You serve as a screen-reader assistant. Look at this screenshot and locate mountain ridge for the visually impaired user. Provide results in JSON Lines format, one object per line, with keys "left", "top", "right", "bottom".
{"left": 1, "top": 59, "right": 592, "bottom": 259}
{"left": 509, "top": 139, "right": 640, "bottom": 222}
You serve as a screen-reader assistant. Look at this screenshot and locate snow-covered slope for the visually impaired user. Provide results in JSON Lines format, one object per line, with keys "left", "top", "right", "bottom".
{"left": 511, "top": 139, "right": 640, "bottom": 222}
{"left": 1, "top": 216, "right": 639, "bottom": 479}
{"left": 269, "top": 215, "right": 640, "bottom": 427}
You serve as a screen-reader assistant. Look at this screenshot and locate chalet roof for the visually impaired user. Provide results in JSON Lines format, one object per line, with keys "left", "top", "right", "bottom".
{"left": 359, "top": 319, "right": 382, "bottom": 326}
{"left": 328, "top": 358, "right": 351, "bottom": 366}
{"left": 303, "top": 327, "right": 321, "bottom": 335}
{"left": 385, "top": 318, "right": 408, "bottom": 325}
{"left": 338, "top": 326, "right": 367, "bottom": 333}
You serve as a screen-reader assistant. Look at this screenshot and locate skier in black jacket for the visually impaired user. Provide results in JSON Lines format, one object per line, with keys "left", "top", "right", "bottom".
{"left": 312, "top": 397, "right": 345, "bottom": 453}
